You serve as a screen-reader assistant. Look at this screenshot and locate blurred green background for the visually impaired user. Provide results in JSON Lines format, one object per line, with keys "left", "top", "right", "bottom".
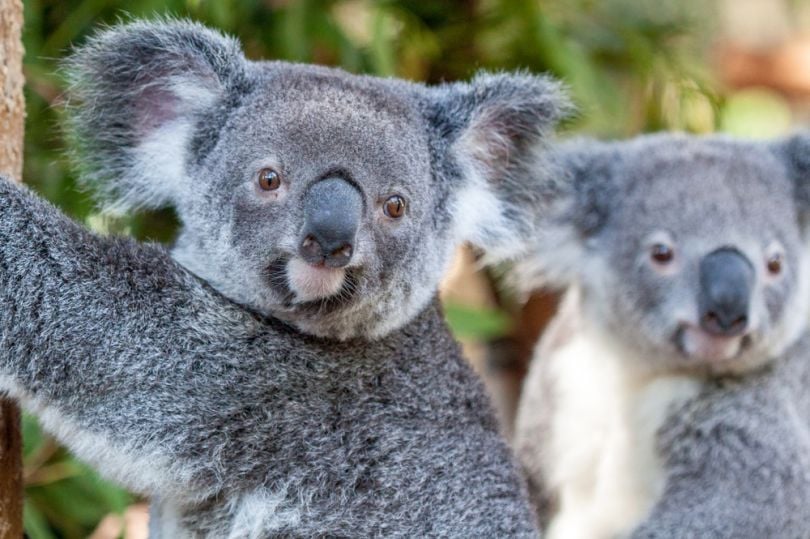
{"left": 17, "top": 0, "right": 808, "bottom": 536}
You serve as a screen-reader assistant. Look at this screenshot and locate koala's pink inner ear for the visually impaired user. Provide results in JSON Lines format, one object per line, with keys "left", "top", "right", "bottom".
{"left": 131, "top": 68, "right": 224, "bottom": 137}
{"left": 65, "top": 20, "right": 250, "bottom": 212}
{"left": 439, "top": 72, "right": 573, "bottom": 186}
{"left": 456, "top": 106, "right": 544, "bottom": 184}
{"left": 134, "top": 84, "right": 183, "bottom": 137}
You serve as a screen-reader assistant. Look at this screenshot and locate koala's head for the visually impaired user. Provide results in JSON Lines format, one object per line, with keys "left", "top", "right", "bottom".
{"left": 66, "top": 20, "right": 569, "bottom": 339}
{"left": 520, "top": 133, "right": 810, "bottom": 375}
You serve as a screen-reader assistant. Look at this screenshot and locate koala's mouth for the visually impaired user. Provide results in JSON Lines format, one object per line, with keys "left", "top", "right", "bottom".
{"left": 674, "top": 324, "right": 753, "bottom": 363}
{"left": 265, "top": 256, "right": 359, "bottom": 313}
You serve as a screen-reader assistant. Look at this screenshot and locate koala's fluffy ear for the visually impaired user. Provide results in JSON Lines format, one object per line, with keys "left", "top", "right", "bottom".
{"left": 65, "top": 19, "right": 251, "bottom": 212}
{"left": 510, "top": 138, "right": 617, "bottom": 293}
{"left": 777, "top": 131, "right": 810, "bottom": 230}
{"left": 428, "top": 72, "right": 573, "bottom": 259}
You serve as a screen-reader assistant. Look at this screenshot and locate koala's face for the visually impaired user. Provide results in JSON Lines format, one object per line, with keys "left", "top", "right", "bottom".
{"left": 66, "top": 21, "right": 568, "bottom": 339}
{"left": 171, "top": 71, "right": 449, "bottom": 338}
{"left": 533, "top": 134, "right": 810, "bottom": 375}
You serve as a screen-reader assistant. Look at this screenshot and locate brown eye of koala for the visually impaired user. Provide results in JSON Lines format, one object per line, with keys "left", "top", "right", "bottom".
{"left": 651, "top": 243, "right": 674, "bottom": 264}
{"left": 257, "top": 168, "right": 281, "bottom": 191}
{"left": 384, "top": 195, "right": 406, "bottom": 219}
{"left": 767, "top": 253, "right": 783, "bottom": 275}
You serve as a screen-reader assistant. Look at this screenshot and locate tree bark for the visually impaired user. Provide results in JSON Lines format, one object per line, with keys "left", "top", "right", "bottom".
{"left": 0, "top": 0, "right": 25, "bottom": 537}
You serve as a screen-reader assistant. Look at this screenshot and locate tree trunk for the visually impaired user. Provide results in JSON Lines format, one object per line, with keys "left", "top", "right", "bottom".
{"left": 0, "top": 0, "right": 25, "bottom": 537}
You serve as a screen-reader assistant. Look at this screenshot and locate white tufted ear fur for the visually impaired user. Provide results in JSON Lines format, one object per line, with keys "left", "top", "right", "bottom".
{"left": 508, "top": 137, "right": 618, "bottom": 295}
{"left": 65, "top": 19, "right": 251, "bottom": 213}
{"left": 776, "top": 130, "right": 810, "bottom": 237}
{"left": 430, "top": 72, "right": 573, "bottom": 260}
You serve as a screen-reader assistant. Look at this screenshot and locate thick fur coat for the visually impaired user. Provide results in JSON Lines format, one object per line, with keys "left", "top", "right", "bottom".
{"left": 0, "top": 19, "right": 572, "bottom": 537}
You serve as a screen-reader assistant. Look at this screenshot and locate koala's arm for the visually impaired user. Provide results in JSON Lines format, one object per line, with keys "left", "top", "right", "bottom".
{"left": 0, "top": 177, "right": 256, "bottom": 498}
{"left": 630, "top": 372, "right": 810, "bottom": 539}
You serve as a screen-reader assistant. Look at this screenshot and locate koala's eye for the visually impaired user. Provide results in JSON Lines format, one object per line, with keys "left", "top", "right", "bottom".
{"left": 383, "top": 195, "right": 406, "bottom": 219}
{"left": 651, "top": 243, "right": 674, "bottom": 264}
{"left": 257, "top": 168, "right": 281, "bottom": 191}
{"left": 767, "top": 253, "right": 783, "bottom": 275}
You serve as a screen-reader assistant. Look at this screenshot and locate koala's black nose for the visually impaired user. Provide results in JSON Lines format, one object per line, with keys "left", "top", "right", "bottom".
{"left": 299, "top": 177, "right": 363, "bottom": 268}
{"left": 698, "top": 248, "right": 754, "bottom": 337}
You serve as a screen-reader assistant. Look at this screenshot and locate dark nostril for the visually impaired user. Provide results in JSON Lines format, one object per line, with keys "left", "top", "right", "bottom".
{"left": 701, "top": 311, "right": 721, "bottom": 335}
{"left": 300, "top": 235, "right": 324, "bottom": 264}
{"left": 325, "top": 243, "right": 353, "bottom": 268}
{"left": 700, "top": 311, "right": 748, "bottom": 337}
{"left": 299, "top": 235, "right": 353, "bottom": 268}
{"left": 332, "top": 244, "right": 352, "bottom": 259}
{"left": 729, "top": 315, "right": 748, "bottom": 334}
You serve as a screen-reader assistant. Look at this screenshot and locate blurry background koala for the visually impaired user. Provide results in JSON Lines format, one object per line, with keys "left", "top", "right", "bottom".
{"left": 14, "top": 0, "right": 810, "bottom": 537}
{"left": 513, "top": 132, "right": 810, "bottom": 538}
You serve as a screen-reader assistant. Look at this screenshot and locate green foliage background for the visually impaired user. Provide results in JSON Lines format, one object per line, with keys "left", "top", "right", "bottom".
{"left": 16, "top": 0, "right": 789, "bottom": 536}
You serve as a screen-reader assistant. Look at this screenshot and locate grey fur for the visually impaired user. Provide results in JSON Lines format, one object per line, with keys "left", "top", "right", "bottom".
{"left": 515, "top": 132, "right": 810, "bottom": 538}
{"left": 631, "top": 337, "right": 810, "bottom": 538}
{"left": 0, "top": 19, "right": 573, "bottom": 538}
{"left": 64, "top": 19, "right": 571, "bottom": 340}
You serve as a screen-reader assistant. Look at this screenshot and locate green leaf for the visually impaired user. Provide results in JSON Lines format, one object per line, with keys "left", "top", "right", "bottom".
{"left": 444, "top": 303, "right": 513, "bottom": 341}
{"left": 23, "top": 501, "right": 58, "bottom": 539}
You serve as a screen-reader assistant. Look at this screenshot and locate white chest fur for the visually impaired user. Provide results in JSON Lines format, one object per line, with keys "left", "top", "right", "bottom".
{"left": 541, "top": 330, "right": 702, "bottom": 539}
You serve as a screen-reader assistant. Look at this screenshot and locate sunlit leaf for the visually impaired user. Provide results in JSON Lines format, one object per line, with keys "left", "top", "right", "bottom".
{"left": 720, "top": 88, "right": 793, "bottom": 139}
{"left": 444, "top": 303, "right": 513, "bottom": 341}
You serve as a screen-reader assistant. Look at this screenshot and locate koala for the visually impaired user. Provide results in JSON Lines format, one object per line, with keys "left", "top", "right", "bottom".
{"left": 0, "top": 20, "right": 571, "bottom": 537}
{"left": 513, "top": 132, "right": 810, "bottom": 539}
